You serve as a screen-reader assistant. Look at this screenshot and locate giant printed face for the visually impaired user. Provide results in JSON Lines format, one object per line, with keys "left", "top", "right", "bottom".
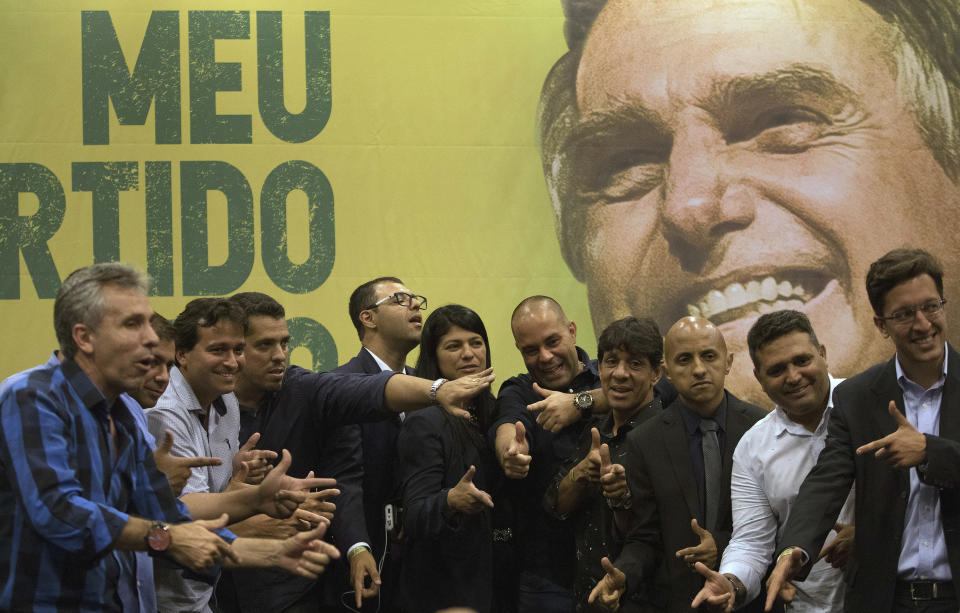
{"left": 553, "top": 0, "right": 960, "bottom": 404}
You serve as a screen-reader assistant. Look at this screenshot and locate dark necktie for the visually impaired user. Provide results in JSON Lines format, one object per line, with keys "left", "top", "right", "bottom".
{"left": 700, "top": 418, "right": 721, "bottom": 531}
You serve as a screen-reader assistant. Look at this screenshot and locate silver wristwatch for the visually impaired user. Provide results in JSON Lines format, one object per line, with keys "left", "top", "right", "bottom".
{"left": 429, "top": 378, "right": 448, "bottom": 402}
{"left": 573, "top": 390, "right": 594, "bottom": 418}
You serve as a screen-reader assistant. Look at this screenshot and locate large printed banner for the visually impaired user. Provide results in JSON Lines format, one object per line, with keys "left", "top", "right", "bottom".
{"left": 0, "top": 1, "right": 582, "bottom": 384}
{"left": 3, "top": 1, "right": 959, "bottom": 406}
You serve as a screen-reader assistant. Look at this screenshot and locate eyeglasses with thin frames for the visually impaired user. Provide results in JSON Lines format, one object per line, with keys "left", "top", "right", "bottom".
{"left": 878, "top": 299, "right": 947, "bottom": 326}
{"left": 365, "top": 292, "right": 428, "bottom": 311}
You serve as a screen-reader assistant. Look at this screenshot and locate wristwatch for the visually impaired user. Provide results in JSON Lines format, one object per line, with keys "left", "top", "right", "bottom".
{"left": 429, "top": 378, "right": 448, "bottom": 402}
{"left": 146, "top": 521, "right": 171, "bottom": 556}
{"left": 573, "top": 390, "right": 594, "bottom": 419}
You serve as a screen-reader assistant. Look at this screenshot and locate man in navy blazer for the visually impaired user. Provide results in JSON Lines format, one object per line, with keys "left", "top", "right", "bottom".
{"left": 770, "top": 248, "right": 960, "bottom": 611}
{"left": 333, "top": 276, "right": 426, "bottom": 612}
{"left": 218, "top": 288, "right": 484, "bottom": 613}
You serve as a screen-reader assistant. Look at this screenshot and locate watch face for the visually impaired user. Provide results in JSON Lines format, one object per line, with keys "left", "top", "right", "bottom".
{"left": 148, "top": 525, "right": 170, "bottom": 551}
{"left": 575, "top": 391, "right": 593, "bottom": 409}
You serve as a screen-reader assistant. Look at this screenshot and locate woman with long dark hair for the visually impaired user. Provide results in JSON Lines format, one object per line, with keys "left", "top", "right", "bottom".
{"left": 396, "top": 304, "right": 498, "bottom": 613}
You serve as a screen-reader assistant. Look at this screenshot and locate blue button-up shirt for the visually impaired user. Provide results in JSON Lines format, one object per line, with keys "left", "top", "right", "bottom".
{"left": 896, "top": 347, "right": 951, "bottom": 581}
{"left": 0, "top": 357, "right": 195, "bottom": 612}
{"left": 115, "top": 395, "right": 160, "bottom": 613}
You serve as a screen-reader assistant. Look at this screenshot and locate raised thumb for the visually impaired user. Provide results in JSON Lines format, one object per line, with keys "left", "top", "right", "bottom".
{"left": 600, "top": 443, "right": 611, "bottom": 469}
{"left": 158, "top": 429, "right": 174, "bottom": 454}
{"left": 531, "top": 382, "right": 551, "bottom": 399}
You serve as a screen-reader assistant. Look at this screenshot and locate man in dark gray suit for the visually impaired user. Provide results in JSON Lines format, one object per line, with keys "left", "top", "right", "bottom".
{"left": 588, "top": 317, "right": 766, "bottom": 611}
{"left": 769, "top": 248, "right": 960, "bottom": 612}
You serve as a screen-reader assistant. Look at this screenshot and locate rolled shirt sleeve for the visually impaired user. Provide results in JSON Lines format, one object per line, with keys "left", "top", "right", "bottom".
{"left": 719, "top": 432, "right": 779, "bottom": 603}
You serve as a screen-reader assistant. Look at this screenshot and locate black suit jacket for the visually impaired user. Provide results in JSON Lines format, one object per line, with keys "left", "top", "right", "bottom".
{"left": 779, "top": 346, "right": 960, "bottom": 610}
{"left": 333, "top": 349, "right": 406, "bottom": 562}
{"left": 617, "top": 391, "right": 767, "bottom": 612}
{"left": 225, "top": 365, "right": 393, "bottom": 611}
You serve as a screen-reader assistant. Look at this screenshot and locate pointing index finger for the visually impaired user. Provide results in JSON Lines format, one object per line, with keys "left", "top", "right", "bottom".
{"left": 856, "top": 434, "right": 892, "bottom": 456}
{"left": 184, "top": 456, "right": 223, "bottom": 468}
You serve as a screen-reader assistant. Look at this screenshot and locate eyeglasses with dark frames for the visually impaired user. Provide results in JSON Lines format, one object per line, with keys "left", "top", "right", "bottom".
{"left": 878, "top": 299, "right": 947, "bottom": 325}
{"left": 365, "top": 292, "right": 428, "bottom": 311}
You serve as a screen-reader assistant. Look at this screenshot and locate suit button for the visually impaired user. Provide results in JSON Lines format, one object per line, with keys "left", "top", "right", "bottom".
{"left": 900, "top": 491, "right": 907, "bottom": 499}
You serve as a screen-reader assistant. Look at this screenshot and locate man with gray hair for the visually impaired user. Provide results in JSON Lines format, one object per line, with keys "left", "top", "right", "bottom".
{"left": 537, "top": 0, "right": 960, "bottom": 406}
{"left": 0, "top": 263, "right": 339, "bottom": 612}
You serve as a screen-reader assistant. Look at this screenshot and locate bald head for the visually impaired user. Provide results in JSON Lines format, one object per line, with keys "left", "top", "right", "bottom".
{"left": 511, "top": 295, "right": 568, "bottom": 334}
{"left": 664, "top": 317, "right": 727, "bottom": 357}
{"left": 663, "top": 317, "right": 732, "bottom": 417}
{"left": 511, "top": 296, "right": 581, "bottom": 390}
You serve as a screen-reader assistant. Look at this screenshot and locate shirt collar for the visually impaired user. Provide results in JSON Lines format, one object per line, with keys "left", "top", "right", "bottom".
{"left": 169, "top": 366, "right": 229, "bottom": 417}
{"left": 895, "top": 343, "right": 948, "bottom": 391}
{"left": 570, "top": 346, "right": 600, "bottom": 387}
{"left": 679, "top": 392, "right": 727, "bottom": 435}
{"left": 210, "top": 396, "right": 228, "bottom": 417}
{"left": 60, "top": 357, "right": 111, "bottom": 418}
{"left": 773, "top": 374, "right": 842, "bottom": 437}
{"left": 599, "top": 391, "right": 664, "bottom": 438}
{"left": 364, "top": 347, "right": 411, "bottom": 374}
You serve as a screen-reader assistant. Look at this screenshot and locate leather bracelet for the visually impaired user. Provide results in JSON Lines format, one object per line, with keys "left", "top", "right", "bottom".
{"left": 724, "top": 574, "right": 745, "bottom": 605}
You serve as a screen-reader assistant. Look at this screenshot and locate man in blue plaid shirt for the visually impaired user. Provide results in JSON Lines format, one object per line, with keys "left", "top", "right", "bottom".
{"left": 0, "top": 263, "right": 337, "bottom": 612}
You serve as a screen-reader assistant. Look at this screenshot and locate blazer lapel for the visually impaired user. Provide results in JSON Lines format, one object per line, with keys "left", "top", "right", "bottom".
{"left": 870, "top": 357, "right": 909, "bottom": 490}
{"left": 358, "top": 348, "right": 403, "bottom": 425}
{"left": 260, "top": 372, "right": 298, "bottom": 446}
{"left": 870, "top": 357, "right": 907, "bottom": 429}
{"left": 357, "top": 349, "right": 381, "bottom": 374}
{"left": 939, "top": 345, "right": 960, "bottom": 442}
{"left": 662, "top": 404, "right": 701, "bottom": 522}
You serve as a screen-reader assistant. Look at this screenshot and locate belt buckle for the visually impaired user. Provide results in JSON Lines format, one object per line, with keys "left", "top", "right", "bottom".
{"left": 910, "top": 581, "right": 935, "bottom": 600}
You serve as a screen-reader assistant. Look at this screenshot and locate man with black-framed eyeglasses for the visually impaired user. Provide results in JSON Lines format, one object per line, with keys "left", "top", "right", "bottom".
{"left": 328, "top": 277, "right": 429, "bottom": 612}
{"left": 364, "top": 291, "right": 428, "bottom": 312}
{"left": 769, "top": 248, "right": 960, "bottom": 612}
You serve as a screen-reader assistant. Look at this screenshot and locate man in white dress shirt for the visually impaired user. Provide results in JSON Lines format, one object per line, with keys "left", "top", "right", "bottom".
{"left": 691, "top": 310, "right": 853, "bottom": 611}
